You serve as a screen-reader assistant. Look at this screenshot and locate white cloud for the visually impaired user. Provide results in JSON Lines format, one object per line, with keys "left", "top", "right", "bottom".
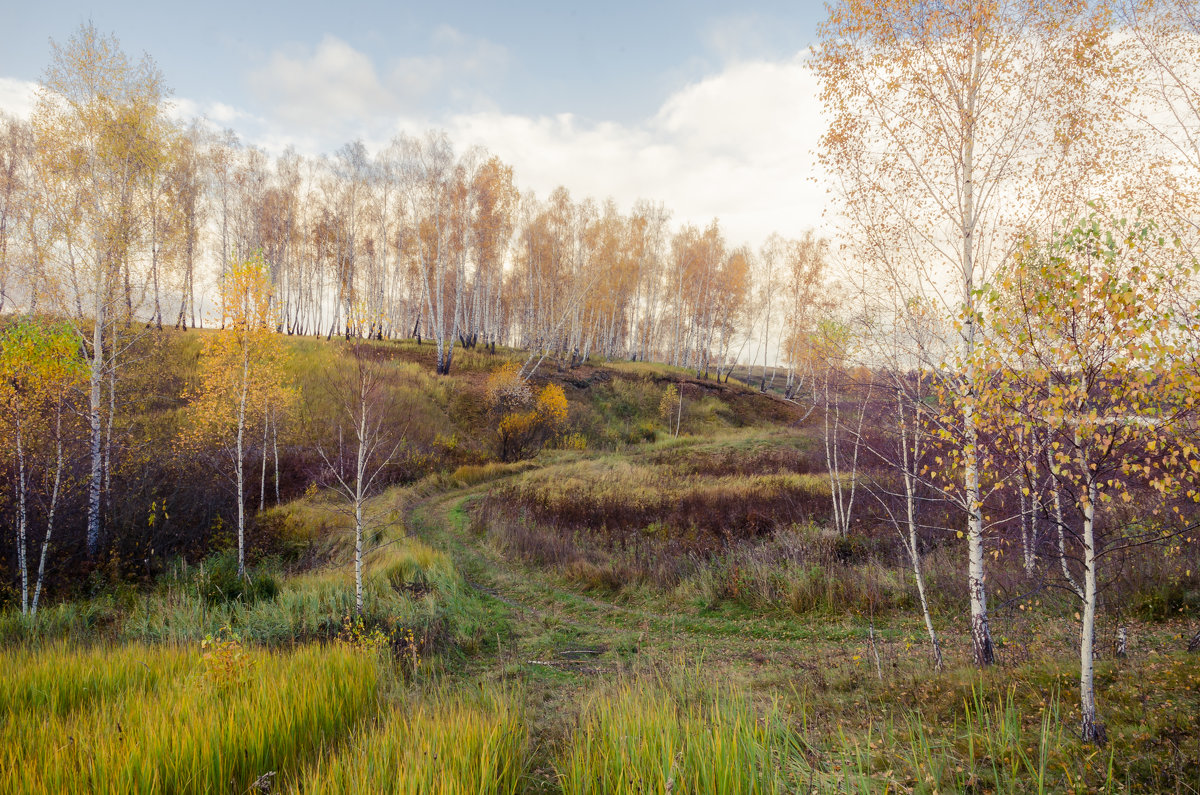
{"left": 703, "top": 13, "right": 774, "bottom": 64}
{"left": 245, "top": 29, "right": 507, "bottom": 138}
{"left": 444, "top": 52, "right": 828, "bottom": 248}
{"left": 0, "top": 78, "right": 38, "bottom": 118}
{"left": 249, "top": 36, "right": 395, "bottom": 125}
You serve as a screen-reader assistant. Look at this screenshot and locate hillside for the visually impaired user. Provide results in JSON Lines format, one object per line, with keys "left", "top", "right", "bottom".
{"left": 2, "top": 333, "right": 1199, "bottom": 793}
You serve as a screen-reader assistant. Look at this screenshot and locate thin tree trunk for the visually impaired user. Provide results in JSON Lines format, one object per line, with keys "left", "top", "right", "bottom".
{"left": 103, "top": 327, "right": 116, "bottom": 501}
{"left": 675, "top": 386, "right": 683, "bottom": 438}
{"left": 354, "top": 490, "right": 364, "bottom": 615}
{"left": 236, "top": 343, "right": 249, "bottom": 578}
{"left": 354, "top": 381, "right": 368, "bottom": 615}
{"left": 1079, "top": 467, "right": 1105, "bottom": 744}
{"left": 259, "top": 410, "right": 269, "bottom": 512}
{"left": 15, "top": 412, "right": 27, "bottom": 614}
{"left": 86, "top": 302, "right": 104, "bottom": 558}
{"left": 1050, "top": 443, "right": 1085, "bottom": 599}
{"left": 898, "top": 390, "right": 942, "bottom": 670}
{"left": 272, "top": 412, "right": 281, "bottom": 506}
{"left": 32, "top": 406, "right": 64, "bottom": 616}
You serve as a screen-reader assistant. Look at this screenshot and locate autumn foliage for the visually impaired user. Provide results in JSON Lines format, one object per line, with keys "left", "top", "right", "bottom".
{"left": 486, "top": 363, "right": 569, "bottom": 461}
{"left": 183, "top": 252, "right": 293, "bottom": 575}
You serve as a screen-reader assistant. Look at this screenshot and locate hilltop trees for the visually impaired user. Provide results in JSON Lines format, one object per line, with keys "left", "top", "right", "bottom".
{"left": 777, "top": 232, "right": 830, "bottom": 403}
{"left": 401, "top": 132, "right": 463, "bottom": 375}
{"left": 4, "top": 25, "right": 844, "bottom": 393}
{"left": 0, "top": 115, "right": 24, "bottom": 314}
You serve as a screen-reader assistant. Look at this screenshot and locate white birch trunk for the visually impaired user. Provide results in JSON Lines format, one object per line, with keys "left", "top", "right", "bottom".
{"left": 236, "top": 339, "right": 250, "bottom": 578}
{"left": 1079, "top": 466, "right": 1104, "bottom": 743}
{"left": 15, "top": 412, "right": 27, "bottom": 614}
{"left": 1050, "top": 443, "right": 1085, "bottom": 600}
{"left": 31, "top": 408, "right": 64, "bottom": 616}
{"left": 961, "top": 55, "right": 994, "bottom": 666}
{"left": 897, "top": 391, "right": 942, "bottom": 670}
{"left": 86, "top": 300, "right": 104, "bottom": 557}
{"left": 354, "top": 393, "right": 367, "bottom": 615}
{"left": 272, "top": 413, "right": 280, "bottom": 506}
{"left": 259, "top": 410, "right": 269, "bottom": 512}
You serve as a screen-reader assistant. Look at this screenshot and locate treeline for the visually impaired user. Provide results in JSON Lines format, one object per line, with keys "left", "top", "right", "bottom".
{"left": 0, "top": 25, "right": 828, "bottom": 385}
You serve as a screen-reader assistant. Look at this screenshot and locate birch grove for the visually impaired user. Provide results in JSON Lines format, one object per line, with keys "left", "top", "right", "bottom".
{"left": 815, "top": 0, "right": 1117, "bottom": 667}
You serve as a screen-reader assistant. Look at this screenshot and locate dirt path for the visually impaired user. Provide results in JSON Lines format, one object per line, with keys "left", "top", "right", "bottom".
{"left": 402, "top": 486, "right": 904, "bottom": 691}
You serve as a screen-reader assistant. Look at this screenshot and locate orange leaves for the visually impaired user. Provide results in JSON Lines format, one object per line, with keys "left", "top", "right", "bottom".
{"left": 489, "top": 366, "right": 570, "bottom": 462}
{"left": 497, "top": 411, "right": 537, "bottom": 442}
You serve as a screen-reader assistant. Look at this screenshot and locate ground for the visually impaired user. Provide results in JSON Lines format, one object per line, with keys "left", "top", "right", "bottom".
{"left": 3, "top": 352, "right": 1199, "bottom": 793}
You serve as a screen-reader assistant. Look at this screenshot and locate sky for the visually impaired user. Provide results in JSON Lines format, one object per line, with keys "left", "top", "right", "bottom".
{"left": 1, "top": 1, "right": 832, "bottom": 249}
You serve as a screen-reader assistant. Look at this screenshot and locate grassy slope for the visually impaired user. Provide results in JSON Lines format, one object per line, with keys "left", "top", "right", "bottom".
{"left": 401, "top": 470, "right": 1200, "bottom": 793}
{"left": 3, "top": 345, "right": 1199, "bottom": 793}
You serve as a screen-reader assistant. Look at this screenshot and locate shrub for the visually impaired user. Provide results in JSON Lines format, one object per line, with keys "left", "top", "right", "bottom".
{"left": 1134, "top": 582, "right": 1200, "bottom": 622}
{"left": 485, "top": 361, "right": 531, "bottom": 413}
{"left": 496, "top": 382, "right": 571, "bottom": 461}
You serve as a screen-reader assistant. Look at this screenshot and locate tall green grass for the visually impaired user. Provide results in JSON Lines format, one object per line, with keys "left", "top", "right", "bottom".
{"left": 0, "top": 597, "right": 122, "bottom": 643}
{"left": 0, "top": 643, "right": 379, "bottom": 795}
{"left": 556, "top": 678, "right": 797, "bottom": 794}
{"left": 3, "top": 530, "right": 486, "bottom": 654}
{"left": 295, "top": 686, "right": 528, "bottom": 794}
{"left": 0, "top": 641, "right": 189, "bottom": 718}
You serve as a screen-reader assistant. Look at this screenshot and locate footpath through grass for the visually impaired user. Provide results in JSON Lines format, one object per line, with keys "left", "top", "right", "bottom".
{"left": 3, "top": 428, "right": 1200, "bottom": 792}
{"left": 397, "top": 470, "right": 1200, "bottom": 794}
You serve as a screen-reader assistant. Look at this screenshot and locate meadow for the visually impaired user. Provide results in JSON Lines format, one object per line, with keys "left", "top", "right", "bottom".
{"left": 7, "top": 6, "right": 1200, "bottom": 790}
{"left": 2, "top": 342, "right": 1198, "bottom": 793}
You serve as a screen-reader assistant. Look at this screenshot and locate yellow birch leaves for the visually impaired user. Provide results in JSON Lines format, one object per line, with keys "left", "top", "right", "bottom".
{"left": 184, "top": 253, "right": 292, "bottom": 446}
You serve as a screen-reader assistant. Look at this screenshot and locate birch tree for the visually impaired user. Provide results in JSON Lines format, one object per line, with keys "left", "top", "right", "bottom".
{"left": 0, "top": 115, "right": 25, "bottom": 314}
{"left": 862, "top": 365, "right": 945, "bottom": 671}
{"left": 810, "top": 317, "right": 871, "bottom": 538}
{"left": 815, "top": 0, "right": 1113, "bottom": 665}
{"left": 401, "top": 132, "right": 461, "bottom": 374}
{"left": 317, "top": 318, "right": 404, "bottom": 615}
{"left": 0, "top": 319, "right": 84, "bottom": 615}
{"left": 185, "top": 252, "right": 289, "bottom": 577}
{"left": 979, "top": 209, "right": 1200, "bottom": 743}
{"left": 31, "top": 23, "right": 167, "bottom": 558}
{"left": 170, "top": 122, "right": 206, "bottom": 330}
{"left": 778, "top": 232, "right": 829, "bottom": 403}
{"left": 1118, "top": 0, "right": 1200, "bottom": 245}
